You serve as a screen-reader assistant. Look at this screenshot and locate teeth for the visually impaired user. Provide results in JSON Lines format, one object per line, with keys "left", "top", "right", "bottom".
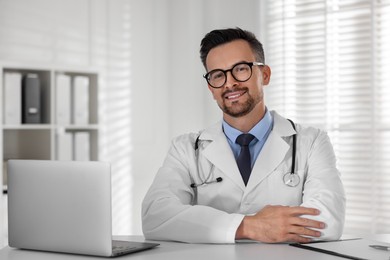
{"left": 226, "top": 92, "right": 244, "bottom": 99}
{"left": 228, "top": 94, "right": 241, "bottom": 99}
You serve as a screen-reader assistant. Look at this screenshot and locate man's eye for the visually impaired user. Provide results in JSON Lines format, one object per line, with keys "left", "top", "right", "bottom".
{"left": 234, "top": 64, "right": 250, "bottom": 72}
{"left": 211, "top": 71, "right": 224, "bottom": 80}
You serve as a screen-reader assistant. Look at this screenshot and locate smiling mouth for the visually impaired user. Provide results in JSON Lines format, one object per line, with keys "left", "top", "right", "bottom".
{"left": 224, "top": 90, "right": 247, "bottom": 100}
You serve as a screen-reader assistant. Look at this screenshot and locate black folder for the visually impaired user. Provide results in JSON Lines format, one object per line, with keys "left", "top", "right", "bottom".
{"left": 22, "top": 74, "right": 41, "bottom": 124}
{"left": 290, "top": 238, "right": 390, "bottom": 260}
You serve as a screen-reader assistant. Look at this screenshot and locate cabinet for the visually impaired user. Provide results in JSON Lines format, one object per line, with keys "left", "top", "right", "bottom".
{"left": 0, "top": 64, "right": 100, "bottom": 192}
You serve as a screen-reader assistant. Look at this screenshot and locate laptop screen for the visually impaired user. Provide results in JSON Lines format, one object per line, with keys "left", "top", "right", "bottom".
{"left": 7, "top": 160, "right": 113, "bottom": 256}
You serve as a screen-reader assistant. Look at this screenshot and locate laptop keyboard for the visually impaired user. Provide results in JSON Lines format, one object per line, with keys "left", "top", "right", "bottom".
{"left": 111, "top": 240, "right": 159, "bottom": 256}
{"left": 112, "top": 240, "right": 139, "bottom": 254}
{"left": 112, "top": 245, "right": 137, "bottom": 251}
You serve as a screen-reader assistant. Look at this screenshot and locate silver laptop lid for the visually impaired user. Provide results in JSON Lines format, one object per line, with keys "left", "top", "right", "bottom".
{"left": 7, "top": 160, "right": 113, "bottom": 257}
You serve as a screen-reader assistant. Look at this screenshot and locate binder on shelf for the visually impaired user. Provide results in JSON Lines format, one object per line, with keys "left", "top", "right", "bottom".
{"left": 22, "top": 73, "right": 41, "bottom": 124}
{"left": 56, "top": 74, "right": 71, "bottom": 125}
{"left": 3, "top": 72, "right": 22, "bottom": 124}
{"left": 72, "top": 76, "right": 89, "bottom": 125}
{"left": 56, "top": 132, "right": 73, "bottom": 161}
{"left": 3, "top": 160, "right": 8, "bottom": 191}
{"left": 74, "top": 132, "right": 90, "bottom": 161}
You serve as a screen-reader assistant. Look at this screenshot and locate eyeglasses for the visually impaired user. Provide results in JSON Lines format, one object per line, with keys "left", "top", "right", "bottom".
{"left": 203, "top": 61, "right": 264, "bottom": 89}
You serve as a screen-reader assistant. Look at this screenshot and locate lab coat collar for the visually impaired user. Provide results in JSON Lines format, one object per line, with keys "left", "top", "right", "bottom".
{"left": 199, "top": 122, "right": 246, "bottom": 189}
{"left": 198, "top": 111, "right": 297, "bottom": 192}
{"left": 271, "top": 111, "right": 297, "bottom": 137}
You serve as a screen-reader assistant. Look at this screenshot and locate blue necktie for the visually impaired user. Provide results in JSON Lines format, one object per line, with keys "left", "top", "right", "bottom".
{"left": 236, "top": 134, "right": 255, "bottom": 186}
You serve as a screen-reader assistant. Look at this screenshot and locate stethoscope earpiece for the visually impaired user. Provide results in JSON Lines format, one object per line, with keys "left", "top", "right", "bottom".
{"left": 190, "top": 177, "right": 223, "bottom": 188}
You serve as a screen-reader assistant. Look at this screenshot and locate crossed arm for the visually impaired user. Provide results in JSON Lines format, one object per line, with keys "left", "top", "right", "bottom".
{"left": 235, "top": 205, "right": 325, "bottom": 243}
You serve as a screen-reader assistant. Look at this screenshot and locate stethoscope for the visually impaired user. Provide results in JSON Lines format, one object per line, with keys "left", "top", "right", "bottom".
{"left": 190, "top": 119, "right": 300, "bottom": 189}
{"left": 190, "top": 136, "right": 223, "bottom": 188}
{"left": 189, "top": 135, "right": 222, "bottom": 205}
{"left": 283, "top": 119, "right": 300, "bottom": 187}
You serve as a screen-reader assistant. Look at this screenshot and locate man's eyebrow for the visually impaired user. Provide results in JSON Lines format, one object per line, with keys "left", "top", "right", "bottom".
{"left": 208, "top": 60, "right": 252, "bottom": 72}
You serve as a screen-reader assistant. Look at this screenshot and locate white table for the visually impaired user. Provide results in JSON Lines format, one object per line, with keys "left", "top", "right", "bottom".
{"left": 0, "top": 235, "right": 389, "bottom": 260}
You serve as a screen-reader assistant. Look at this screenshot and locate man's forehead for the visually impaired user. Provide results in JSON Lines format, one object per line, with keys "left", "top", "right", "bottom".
{"left": 205, "top": 40, "right": 255, "bottom": 71}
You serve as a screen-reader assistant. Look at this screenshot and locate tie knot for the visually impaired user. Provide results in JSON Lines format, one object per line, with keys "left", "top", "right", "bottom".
{"left": 236, "top": 133, "right": 255, "bottom": 147}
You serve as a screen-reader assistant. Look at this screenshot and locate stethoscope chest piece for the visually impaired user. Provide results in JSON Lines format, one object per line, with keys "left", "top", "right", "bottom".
{"left": 283, "top": 172, "right": 300, "bottom": 187}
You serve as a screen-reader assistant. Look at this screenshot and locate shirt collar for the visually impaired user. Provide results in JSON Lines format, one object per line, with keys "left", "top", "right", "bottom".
{"left": 222, "top": 108, "right": 273, "bottom": 144}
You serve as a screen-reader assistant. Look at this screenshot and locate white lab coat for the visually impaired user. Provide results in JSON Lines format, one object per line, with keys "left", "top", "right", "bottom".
{"left": 142, "top": 111, "right": 346, "bottom": 243}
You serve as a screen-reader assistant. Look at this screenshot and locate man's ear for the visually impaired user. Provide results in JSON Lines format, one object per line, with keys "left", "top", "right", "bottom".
{"left": 262, "top": 65, "right": 271, "bottom": 85}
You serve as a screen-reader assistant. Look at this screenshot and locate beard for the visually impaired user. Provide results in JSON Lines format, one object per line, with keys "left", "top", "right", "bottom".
{"left": 218, "top": 87, "right": 262, "bottom": 118}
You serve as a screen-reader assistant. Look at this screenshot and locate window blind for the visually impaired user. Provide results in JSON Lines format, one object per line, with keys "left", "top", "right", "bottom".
{"left": 264, "top": 0, "right": 390, "bottom": 234}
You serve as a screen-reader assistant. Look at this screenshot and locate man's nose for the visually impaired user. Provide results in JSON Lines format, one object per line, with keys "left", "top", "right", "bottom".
{"left": 224, "top": 71, "right": 238, "bottom": 88}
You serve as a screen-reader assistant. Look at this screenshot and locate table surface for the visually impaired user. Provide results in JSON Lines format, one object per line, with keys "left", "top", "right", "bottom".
{"left": 1, "top": 234, "right": 389, "bottom": 260}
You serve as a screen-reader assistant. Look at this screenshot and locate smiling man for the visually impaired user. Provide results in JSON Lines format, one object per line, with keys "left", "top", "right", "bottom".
{"left": 142, "top": 28, "right": 345, "bottom": 244}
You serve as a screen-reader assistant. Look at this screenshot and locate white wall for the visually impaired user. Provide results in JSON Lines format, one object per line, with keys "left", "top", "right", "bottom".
{"left": 0, "top": 0, "right": 261, "bottom": 241}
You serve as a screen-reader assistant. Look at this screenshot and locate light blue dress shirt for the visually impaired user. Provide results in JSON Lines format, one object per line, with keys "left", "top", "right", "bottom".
{"left": 222, "top": 109, "right": 273, "bottom": 168}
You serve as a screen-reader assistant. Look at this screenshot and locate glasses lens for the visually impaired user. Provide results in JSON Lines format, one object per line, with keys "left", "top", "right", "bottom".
{"left": 232, "top": 63, "right": 252, "bottom": 82}
{"left": 205, "top": 63, "right": 254, "bottom": 88}
{"left": 207, "top": 70, "right": 225, "bottom": 88}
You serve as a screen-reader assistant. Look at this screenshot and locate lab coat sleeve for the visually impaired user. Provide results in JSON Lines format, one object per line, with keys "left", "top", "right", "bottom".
{"left": 142, "top": 134, "right": 244, "bottom": 243}
{"left": 299, "top": 129, "right": 346, "bottom": 240}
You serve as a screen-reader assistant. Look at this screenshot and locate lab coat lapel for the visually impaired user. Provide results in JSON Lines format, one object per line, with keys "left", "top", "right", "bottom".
{"left": 245, "top": 131, "right": 289, "bottom": 191}
{"left": 200, "top": 123, "right": 246, "bottom": 191}
{"left": 246, "top": 112, "right": 295, "bottom": 192}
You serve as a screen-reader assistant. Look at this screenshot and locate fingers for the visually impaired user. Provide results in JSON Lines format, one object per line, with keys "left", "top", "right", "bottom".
{"left": 289, "top": 225, "right": 322, "bottom": 238}
{"left": 288, "top": 206, "right": 320, "bottom": 216}
{"left": 286, "top": 234, "right": 313, "bottom": 244}
{"left": 241, "top": 205, "right": 326, "bottom": 243}
{"left": 290, "top": 215, "right": 325, "bottom": 230}
{"left": 286, "top": 206, "right": 326, "bottom": 229}
{"left": 285, "top": 208, "right": 325, "bottom": 242}
{"left": 276, "top": 206, "right": 325, "bottom": 242}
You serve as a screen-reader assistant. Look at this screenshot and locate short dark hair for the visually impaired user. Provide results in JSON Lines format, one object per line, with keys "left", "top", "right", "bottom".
{"left": 199, "top": 27, "right": 265, "bottom": 69}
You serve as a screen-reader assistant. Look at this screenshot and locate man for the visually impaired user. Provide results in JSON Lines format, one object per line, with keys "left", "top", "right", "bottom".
{"left": 142, "top": 28, "right": 345, "bottom": 244}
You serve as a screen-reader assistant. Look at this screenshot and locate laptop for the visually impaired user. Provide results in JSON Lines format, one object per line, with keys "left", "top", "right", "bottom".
{"left": 7, "top": 159, "right": 159, "bottom": 257}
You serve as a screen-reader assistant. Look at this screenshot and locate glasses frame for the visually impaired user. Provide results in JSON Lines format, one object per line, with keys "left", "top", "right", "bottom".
{"left": 203, "top": 61, "right": 264, "bottom": 89}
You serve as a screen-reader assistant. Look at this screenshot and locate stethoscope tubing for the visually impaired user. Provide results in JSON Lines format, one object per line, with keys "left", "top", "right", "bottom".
{"left": 287, "top": 119, "right": 297, "bottom": 175}
{"left": 191, "top": 119, "right": 299, "bottom": 188}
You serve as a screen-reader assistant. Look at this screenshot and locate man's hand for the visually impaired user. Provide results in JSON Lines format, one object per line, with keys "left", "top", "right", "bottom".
{"left": 235, "top": 205, "right": 325, "bottom": 243}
